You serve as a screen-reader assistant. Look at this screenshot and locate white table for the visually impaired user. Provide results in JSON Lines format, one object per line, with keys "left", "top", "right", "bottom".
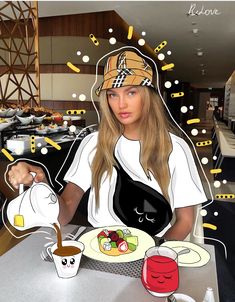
{"left": 0, "top": 225, "right": 220, "bottom": 302}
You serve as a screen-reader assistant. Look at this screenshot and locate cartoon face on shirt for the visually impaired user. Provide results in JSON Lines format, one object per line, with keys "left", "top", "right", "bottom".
{"left": 133, "top": 200, "right": 157, "bottom": 224}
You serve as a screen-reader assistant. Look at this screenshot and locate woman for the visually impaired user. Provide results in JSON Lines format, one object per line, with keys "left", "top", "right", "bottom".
{"left": 7, "top": 50, "right": 207, "bottom": 240}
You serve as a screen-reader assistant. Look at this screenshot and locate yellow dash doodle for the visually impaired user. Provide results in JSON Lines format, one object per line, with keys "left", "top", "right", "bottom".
{"left": 44, "top": 137, "right": 61, "bottom": 151}
{"left": 89, "top": 34, "right": 99, "bottom": 46}
{"left": 196, "top": 140, "right": 212, "bottom": 147}
{"left": 154, "top": 40, "right": 167, "bottom": 53}
{"left": 66, "top": 110, "right": 86, "bottom": 115}
{"left": 215, "top": 194, "right": 235, "bottom": 199}
{"left": 127, "top": 26, "right": 134, "bottom": 40}
{"left": 171, "top": 92, "right": 184, "bottom": 98}
{"left": 31, "top": 135, "right": 35, "bottom": 153}
{"left": 187, "top": 118, "right": 201, "bottom": 125}
{"left": 1, "top": 148, "right": 14, "bottom": 161}
{"left": 202, "top": 223, "right": 217, "bottom": 231}
{"left": 210, "top": 168, "right": 222, "bottom": 174}
{"left": 67, "top": 62, "right": 80, "bottom": 73}
{"left": 162, "top": 63, "right": 174, "bottom": 71}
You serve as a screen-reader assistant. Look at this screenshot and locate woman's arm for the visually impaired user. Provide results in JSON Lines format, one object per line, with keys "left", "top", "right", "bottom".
{"left": 58, "top": 182, "right": 84, "bottom": 225}
{"left": 163, "top": 206, "right": 194, "bottom": 240}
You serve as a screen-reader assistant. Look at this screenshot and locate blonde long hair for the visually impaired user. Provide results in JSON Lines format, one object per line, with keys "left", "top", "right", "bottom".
{"left": 91, "top": 86, "right": 174, "bottom": 204}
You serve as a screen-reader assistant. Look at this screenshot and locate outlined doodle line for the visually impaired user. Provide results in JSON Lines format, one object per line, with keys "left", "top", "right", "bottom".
{"left": 54, "top": 124, "right": 98, "bottom": 192}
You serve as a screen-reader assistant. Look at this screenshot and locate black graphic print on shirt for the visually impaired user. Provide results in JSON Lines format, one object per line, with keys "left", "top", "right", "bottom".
{"left": 113, "top": 162, "right": 173, "bottom": 236}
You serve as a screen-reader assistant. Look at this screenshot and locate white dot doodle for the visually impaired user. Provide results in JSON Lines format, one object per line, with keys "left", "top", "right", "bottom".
{"left": 180, "top": 106, "right": 188, "bottom": 113}
{"left": 222, "top": 179, "right": 227, "bottom": 184}
{"left": 79, "top": 94, "right": 86, "bottom": 101}
{"left": 76, "top": 51, "right": 81, "bottom": 56}
{"left": 69, "top": 125, "right": 76, "bottom": 133}
{"left": 167, "top": 50, "right": 172, "bottom": 55}
{"left": 37, "top": 143, "right": 42, "bottom": 147}
{"left": 72, "top": 93, "right": 77, "bottom": 98}
{"left": 213, "top": 155, "right": 217, "bottom": 160}
{"left": 214, "top": 180, "right": 221, "bottom": 188}
{"left": 138, "top": 38, "right": 145, "bottom": 46}
{"left": 200, "top": 209, "right": 207, "bottom": 216}
{"left": 109, "top": 37, "right": 117, "bottom": 45}
{"left": 41, "top": 147, "right": 48, "bottom": 155}
{"left": 164, "top": 81, "right": 172, "bottom": 89}
{"left": 191, "top": 128, "right": 199, "bottom": 136}
{"left": 202, "top": 129, "right": 207, "bottom": 134}
{"left": 141, "top": 31, "right": 146, "bottom": 36}
{"left": 214, "top": 212, "right": 218, "bottom": 216}
{"left": 63, "top": 121, "right": 68, "bottom": 126}
{"left": 82, "top": 55, "right": 90, "bottom": 63}
{"left": 189, "top": 105, "right": 194, "bottom": 110}
{"left": 201, "top": 157, "right": 209, "bottom": 165}
{"left": 108, "top": 28, "right": 113, "bottom": 33}
{"left": 174, "top": 80, "right": 179, "bottom": 84}
{"left": 158, "top": 53, "right": 165, "bottom": 61}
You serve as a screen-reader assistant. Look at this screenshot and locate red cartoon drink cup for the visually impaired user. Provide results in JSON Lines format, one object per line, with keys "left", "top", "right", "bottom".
{"left": 141, "top": 246, "right": 179, "bottom": 298}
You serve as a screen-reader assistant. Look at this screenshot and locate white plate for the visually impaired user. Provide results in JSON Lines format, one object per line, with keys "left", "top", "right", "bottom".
{"left": 0, "top": 121, "right": 14, "bottom": 131}
{"left": 161, "top": 241, "right": 210, "bottom": 267}
{"left": 36, "top": 129, "right": 48, "bottom": 135}
{"left": 47, "top": 127, "right": 58, "bottom": 133}
{"left": 173, "top": 293, "right": 195, "bottom": 302}
{"left": 79, "top": 226, "right": 155, "bottom": 263}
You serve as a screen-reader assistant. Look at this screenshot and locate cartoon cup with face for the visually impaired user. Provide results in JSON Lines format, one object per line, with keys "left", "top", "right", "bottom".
{"left": 7, "top": 179, "right": 59, "bottom": 230}
{"left": 141, "top": 246, "right": 179, "bottom": 297}
{"left": 47, "top": 240, "right": 85, "bottom": 279}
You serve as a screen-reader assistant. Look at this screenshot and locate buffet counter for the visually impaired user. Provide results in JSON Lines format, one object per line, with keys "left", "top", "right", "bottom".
{"left": 0, "top": 128, "right": 91, "bottom": 201}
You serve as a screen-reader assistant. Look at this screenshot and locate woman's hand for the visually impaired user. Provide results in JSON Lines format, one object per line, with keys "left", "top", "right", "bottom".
{"left": 8, "top": 162, "right": 47, "bottom": 189}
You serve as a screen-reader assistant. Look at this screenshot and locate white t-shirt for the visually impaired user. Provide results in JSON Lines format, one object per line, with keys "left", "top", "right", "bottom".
{"left": 64, "top": 132, "right": 207, "bottom": 236}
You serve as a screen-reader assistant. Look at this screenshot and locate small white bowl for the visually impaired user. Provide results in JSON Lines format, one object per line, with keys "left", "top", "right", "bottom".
{"left": 6, "top": 108, "right": 17, "bottom": 117}
{"left": 33, "top": 115, "right": 46, "bottom": 124}
{"left": 48, "top": 127, "right": 58, "bottom": 133}
{"left": 0, "top": 120, "right": 14, "bottom": 131}
{"left": 15, "top": 109, "right": 24, "bottom": 117}
{"left": 16, "top": 115, "right": 34, "bottom": 125}
{"left": 0, "top": 109, "right": 10, "bottom": 118}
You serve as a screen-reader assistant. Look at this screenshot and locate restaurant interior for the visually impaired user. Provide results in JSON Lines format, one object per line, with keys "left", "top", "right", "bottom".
{"left": 1, "top": 1, "right": 235, "bottom": 301}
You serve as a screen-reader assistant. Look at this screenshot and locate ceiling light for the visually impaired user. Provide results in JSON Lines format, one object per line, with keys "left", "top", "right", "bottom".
{"left": 197, "top": 51, "right": 204, "bottom": 56}
{"left": 192, "top": 28, "right": 199, "bottom": 34}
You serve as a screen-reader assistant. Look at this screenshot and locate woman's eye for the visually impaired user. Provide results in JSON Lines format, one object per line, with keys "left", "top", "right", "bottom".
{"left": 107, "top": 93, "right": 116, "bottom": 98}
{"left": 128, "top": 90, "right": 136, "bottom": 96}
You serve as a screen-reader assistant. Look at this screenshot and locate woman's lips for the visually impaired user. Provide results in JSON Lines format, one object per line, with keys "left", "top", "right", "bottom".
{"left": 119, "top": 112, "right": 131, "bottom": 119}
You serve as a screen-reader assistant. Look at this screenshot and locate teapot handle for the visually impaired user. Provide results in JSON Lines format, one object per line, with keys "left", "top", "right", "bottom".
{"left": 19, "top": 172, "right": 37, "bottom": 194}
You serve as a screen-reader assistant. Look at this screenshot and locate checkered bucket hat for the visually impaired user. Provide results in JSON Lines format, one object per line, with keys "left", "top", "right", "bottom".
{"left": 95, "top": 51, "right": 154, "bottom": 96}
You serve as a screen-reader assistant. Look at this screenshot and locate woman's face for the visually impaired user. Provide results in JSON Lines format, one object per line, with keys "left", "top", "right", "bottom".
{"left": 107, "top": 86, "right": 143, "bottom": 130}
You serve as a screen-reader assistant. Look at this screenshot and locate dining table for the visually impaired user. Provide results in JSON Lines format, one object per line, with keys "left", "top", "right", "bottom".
{"left": 0, "top": 224, "right": 220, "bottom": 302}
